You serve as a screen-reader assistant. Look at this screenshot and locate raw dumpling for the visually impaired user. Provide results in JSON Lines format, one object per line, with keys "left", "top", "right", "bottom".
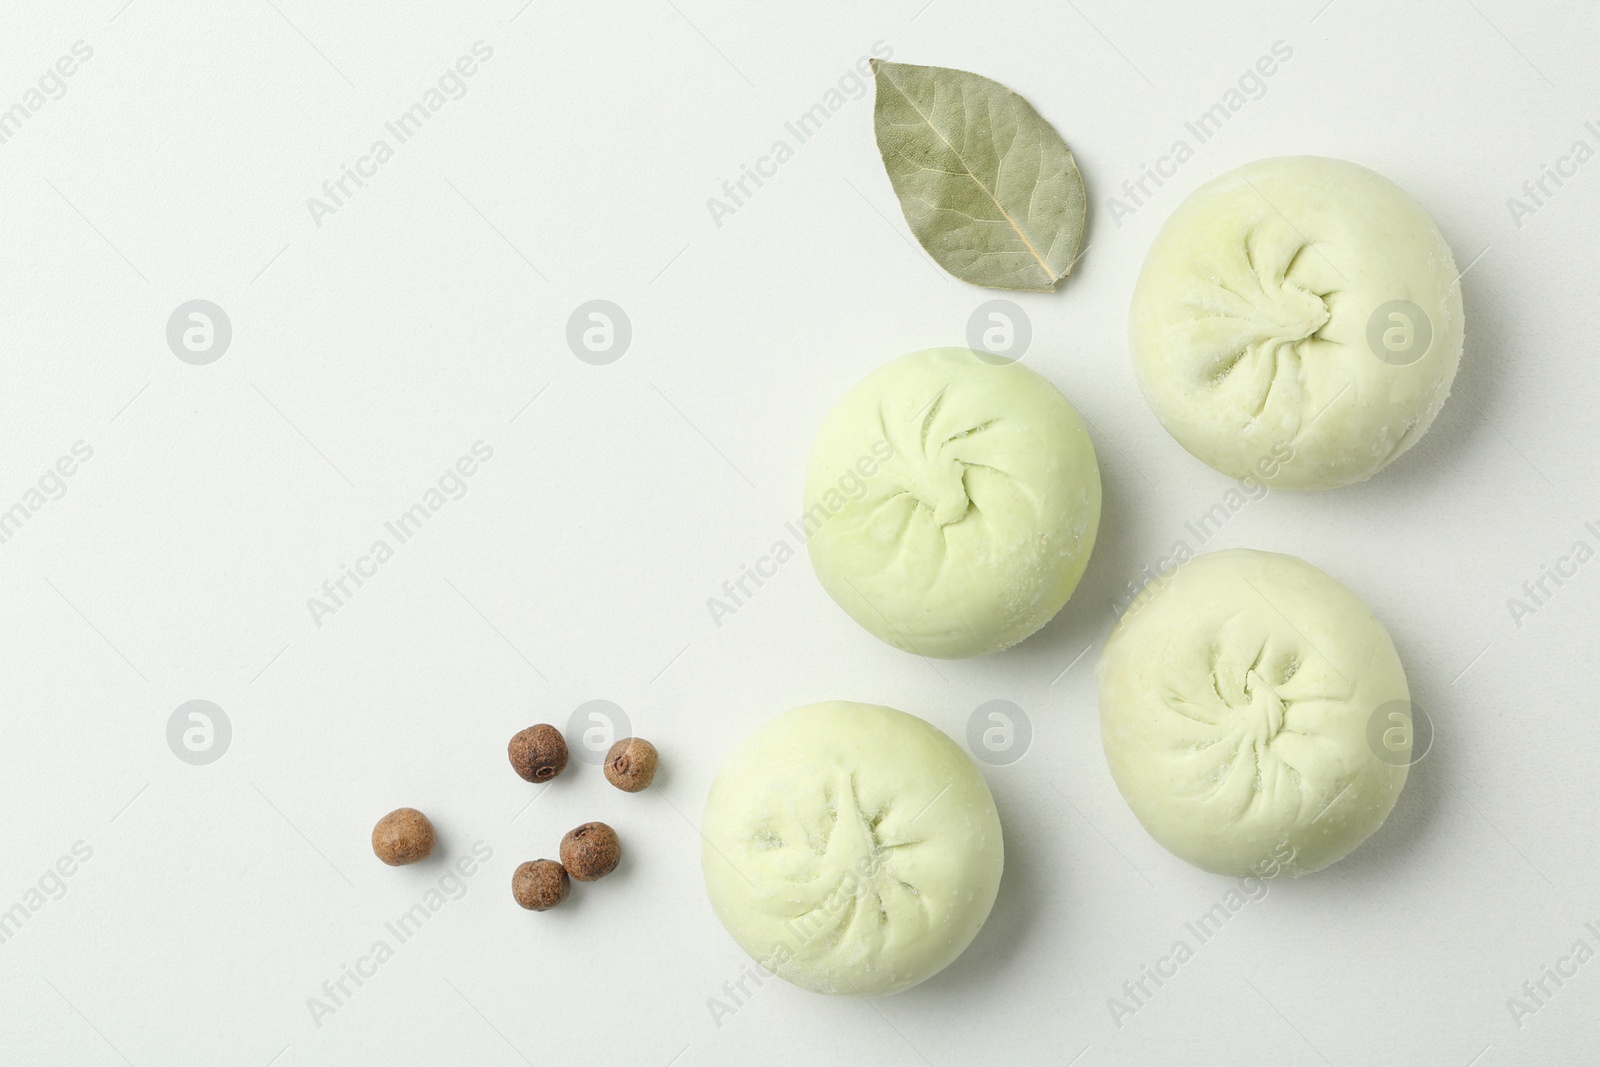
{"left": 805, "top": 348, "right": 1101, "bottom": 657}
{"left": 1130, "top": 156, "right": 1463, "bottom": 490}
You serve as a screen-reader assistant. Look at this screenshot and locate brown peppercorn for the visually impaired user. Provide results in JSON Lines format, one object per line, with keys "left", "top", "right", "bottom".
{"left": 604, "top": 737, "right": 659, "bottom": 792}
{"left": 372, "top": 808, "right": 435, "bottom": 866}
{"left": 560, "top": 821, "right": 621, "bottom": 881}
{"left": 508, "top": 724, "right": 569, "bottom": 783}
{"left": 512, "top": 859, "right": 570, "bottom": 911}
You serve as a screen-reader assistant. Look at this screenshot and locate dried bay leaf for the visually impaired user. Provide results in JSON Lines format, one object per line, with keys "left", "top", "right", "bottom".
{"left": 871, "top": 59, "right": 1086, "bottom": 292}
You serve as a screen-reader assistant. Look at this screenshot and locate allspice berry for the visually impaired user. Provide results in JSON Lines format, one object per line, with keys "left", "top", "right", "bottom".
{"left": 604, "top": 737, "right": 658, "bottom": 792}
{"left": 512, "top": 859, "right": 570, "bottom": 911}
{"left": 508, "top": 724, "right": 568, "bottom": 783}
{"left": 372, "top": 807, "right": 435, "bottom": 866}
{"left": 560, "top": 821, "right": 621, "bottom": 882}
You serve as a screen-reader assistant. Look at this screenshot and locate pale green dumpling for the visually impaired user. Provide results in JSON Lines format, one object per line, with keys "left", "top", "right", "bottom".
{"left": 804, "top": 348, "right": 1101, "bottom": 658}
{"left": 1098, "top": 549, "right": 1411, "bottom": 877}
{"left": 1130, "top": 156, "right": 1464, "bottom": 489}
{"left": 702, "top": 701, "right": 1003, "bottom": 995}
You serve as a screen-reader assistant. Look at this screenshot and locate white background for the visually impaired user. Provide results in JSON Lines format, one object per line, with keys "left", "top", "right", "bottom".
{"left": 1, "top": 0, "right": 1596, "bottom": 1064}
